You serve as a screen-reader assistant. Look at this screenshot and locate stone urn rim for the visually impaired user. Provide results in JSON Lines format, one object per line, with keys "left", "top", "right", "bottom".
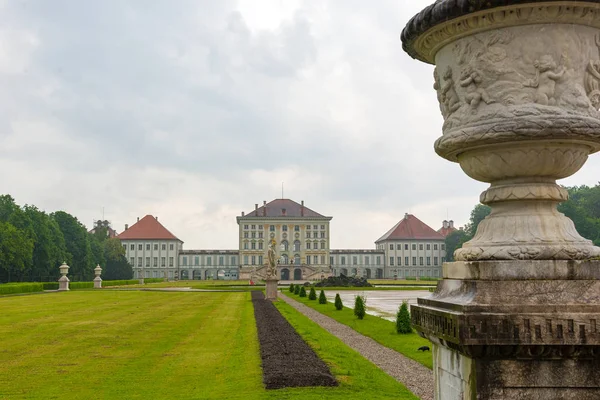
{"left": 402, "top": 0, "right": 600, "bottom": 64}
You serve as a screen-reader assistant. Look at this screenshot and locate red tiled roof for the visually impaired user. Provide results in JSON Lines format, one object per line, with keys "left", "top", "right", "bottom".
{"left": 243, "top": 199, "right": 327, "bottom": 218}
{"left": 117, "top": 215, "right": 181, "bottom": 241}
{"left": 437, "top": 226, "right": 457, "bottom": 237}
{"left": 376, "top": 214, "right": 444, "bottom": 242}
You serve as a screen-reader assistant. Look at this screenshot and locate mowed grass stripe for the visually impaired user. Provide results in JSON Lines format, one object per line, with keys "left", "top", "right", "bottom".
{"left": 287, "top": 293, "right": 433, "bottom": 369}
{"left": 0, "top": 291, "right": 263, "bottom": 400}
{"left": 271, "top": 300, "right": 419, "bottom": 400}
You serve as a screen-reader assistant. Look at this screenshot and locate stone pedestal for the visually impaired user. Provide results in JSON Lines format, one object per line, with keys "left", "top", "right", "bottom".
{"left": 93, "top": 264, "right": 102, "bottom": 289}
{"left": 413, "top": 260, "right": 600, "bottom": 398}
{"left": 401, "top": 1, "right": 600, "bottom": 398}
{"left": 265, "top": 278, "right": 278, "bottom": 300}
{"left": 58, "top": 262, "right": 70, "bottom": 291}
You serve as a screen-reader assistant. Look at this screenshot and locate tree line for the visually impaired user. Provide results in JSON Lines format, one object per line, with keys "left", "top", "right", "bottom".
{"left": 445, "top": 184, "right": 600, "bottom": 260}
{"left": 0, "top": 194, "right": 132, "bottom": 283}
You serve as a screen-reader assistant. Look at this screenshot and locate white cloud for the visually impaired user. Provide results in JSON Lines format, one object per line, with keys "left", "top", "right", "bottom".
{"left": 1, "top": 0, "right": 594, "bottom": 251}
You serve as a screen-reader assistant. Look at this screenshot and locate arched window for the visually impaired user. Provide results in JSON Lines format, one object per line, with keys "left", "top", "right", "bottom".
{"left": 281, "top": 254, "right": 289, "bottom": 264}
{"left": 294, "top": 254, "right": 301, "bottom": 265}
{"left": 294, "top": 240, "right": 300, "bottom": 252}
{"left": 281, "top": 240, "right": 289, "bottom": 251}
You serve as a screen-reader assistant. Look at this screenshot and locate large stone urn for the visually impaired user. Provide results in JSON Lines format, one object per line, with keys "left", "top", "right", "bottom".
{"left": 402, "top": 1, "right": 600, "bottom": 398}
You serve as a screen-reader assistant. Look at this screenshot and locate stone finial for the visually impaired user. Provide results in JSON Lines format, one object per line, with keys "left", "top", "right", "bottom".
{"left": 58, "top": 262, "right": 70, "bottom": 291}
{"left": 93, "top": 264, "right": 102, "bottom": 288}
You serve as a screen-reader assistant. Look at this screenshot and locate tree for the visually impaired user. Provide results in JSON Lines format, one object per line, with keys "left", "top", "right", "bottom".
{"left": 289, "top": 283, "right": 295, "bottom": 292}
{"left": 294, "top": 285, "right": 300, "bottom": 295}
{"left": 0, "top": 221, "right": 34, "bottom": 282}
{"left": 334, "top": 293, "right": 343, "bottom": 310}
{"left": 444, "top": 229, "right": 470, "bottom": 262}
{"left": 354, "top": 295, "right": 366, "bottom": 320}
{"left": 318, "top": 290, "right": 327, "bottom": 304}
{"left": 308, "top": 287, "right": 317, "bottom": 300}
{"left": 299, "top": 286, "right": 307, "bottom": 297}
{"left": 52, "top": 211, "right": 94, "bottom": 281}
{"left": 23, "top": 205, "right": 68, "bottom": 281}
{"left": 396, "top": 301, "right": 412, "bottom": 334}
{"left": 102, "top": 238, "right": 132, "bottom": 280}
{"left": 464, "top": 204, "right": 491, "bottom": 238}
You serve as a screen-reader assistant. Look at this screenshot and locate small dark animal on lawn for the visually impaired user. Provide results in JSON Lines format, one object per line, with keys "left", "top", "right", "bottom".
{"left": 418, "top": 346, "right": 430, "bottom": 352}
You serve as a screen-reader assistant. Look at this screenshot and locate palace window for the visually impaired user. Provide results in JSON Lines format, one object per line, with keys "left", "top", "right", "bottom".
{"left": 390, "top": 257, "right": 394, "bottom": 266}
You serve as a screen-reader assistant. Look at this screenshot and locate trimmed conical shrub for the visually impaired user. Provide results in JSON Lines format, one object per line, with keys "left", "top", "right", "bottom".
{"left": 299, "top": 286, "right": 307, "bottom": 297}
{"left": 294, "top": 285, "right": 300, "bottom": 295}
{"left": 308, "top": 287, "right": 317, "bottom": 300}
{"left": 396, "top": 301, "right": 412, "bottom": 334}
{"left": 318, "top": 290, "right": 327, "bottom": 304}
{"left": 354, "top": 295, "right": 366, "bottom": 320}
{"left": 334, "top": 293, "right": 343, "bottom": 310}
{"left": 289, "top": 283, "right": 295, "bottom": 292}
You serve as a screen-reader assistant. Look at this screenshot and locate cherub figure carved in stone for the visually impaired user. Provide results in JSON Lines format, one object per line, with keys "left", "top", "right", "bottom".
{"left": 524, "top": 55, "right": 565, "bottom": 106}
{"left": 459, "top": 65, "right": 492, "bottom": 111}
{"left": 433, "top": 67, "right": 447, "bottom": 117}
{"left": 584, "top": 34, "right": 600, "bottom": 110}
{"left": 441, "top": 66, "right": 461, "bottom": 115}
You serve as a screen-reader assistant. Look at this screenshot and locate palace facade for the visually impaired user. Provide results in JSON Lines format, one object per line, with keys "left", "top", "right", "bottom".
{"left": 118, "top": 199, "right": 448, "bottom": 280}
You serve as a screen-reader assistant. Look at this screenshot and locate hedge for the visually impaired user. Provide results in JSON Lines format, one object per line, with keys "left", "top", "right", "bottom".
{"left": 1, "top": 278, "right": 153, "bottom": 295}
{"left": 0, "top": 283, "right": 43, "bottom": 295}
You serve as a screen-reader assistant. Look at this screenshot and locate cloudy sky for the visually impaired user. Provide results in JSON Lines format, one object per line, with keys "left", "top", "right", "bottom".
{"left": 2, "top": 0, "right": 599, "bottom": 250}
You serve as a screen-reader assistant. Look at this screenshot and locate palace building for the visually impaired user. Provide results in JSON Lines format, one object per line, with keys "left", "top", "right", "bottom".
{"left": 119, "top": 199, "right": 448, "bottom": 280}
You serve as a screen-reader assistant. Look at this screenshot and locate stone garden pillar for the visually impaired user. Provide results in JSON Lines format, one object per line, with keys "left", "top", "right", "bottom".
{"left": 93, "top": 264, "right": 102, "bottom": 289}
{"left": 58, "top": 262, "right": 70, "bottom": 291}
{"left": 402, "top": 1, "right": 600, "bottom": 398}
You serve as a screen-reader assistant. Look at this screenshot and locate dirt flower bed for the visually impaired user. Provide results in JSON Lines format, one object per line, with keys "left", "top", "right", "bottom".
{"left": 251, "top": 291, "right": 338, "bottom": 389}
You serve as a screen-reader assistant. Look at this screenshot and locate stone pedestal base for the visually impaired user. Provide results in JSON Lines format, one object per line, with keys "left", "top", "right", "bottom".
{"left": 138, "top": 278, "right": 144, "bottom": 285}
{"left": 58, "top": 276, "right": 70, "bottom": 291}
{"left": 413, "top": 260, "right": 600, "bottom": 399}
{"left": 265, "top": 279, "right": 278, "bottom": 300}
{"left": 93, "top": 277, "right": 102, "bottom": 289}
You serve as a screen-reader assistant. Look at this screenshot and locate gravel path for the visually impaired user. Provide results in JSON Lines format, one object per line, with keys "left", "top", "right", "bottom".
{"left": 280, "top": 293, "right": 434, "bottom": 400}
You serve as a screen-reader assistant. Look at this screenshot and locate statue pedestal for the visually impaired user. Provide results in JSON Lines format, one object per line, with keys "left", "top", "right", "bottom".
{"left": 58, "top": 275, "right": 70, "bottom": 291}
{"left": 265, "top": 278, "right": 278, "bottom": 301}
{"left": 93, "top": 276, "right": 102, "bottom": 289}
{"left": 413, "top": 260, "right": 600, "bottom": 399}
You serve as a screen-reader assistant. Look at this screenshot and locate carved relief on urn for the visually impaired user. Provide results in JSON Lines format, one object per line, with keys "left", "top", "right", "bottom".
{"left": 403, "top": 3, "right": 600, "bottom": 261}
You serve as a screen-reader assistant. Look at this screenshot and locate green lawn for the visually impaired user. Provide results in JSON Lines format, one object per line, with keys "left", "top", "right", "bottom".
{"left": 0, "top": 290, "right": 419, "bottom": 399}
{"left": 284, "top": 292, "right": 433, "bottom": 369}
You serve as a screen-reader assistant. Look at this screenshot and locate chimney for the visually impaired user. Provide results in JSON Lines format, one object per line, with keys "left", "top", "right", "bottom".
{"left": 242, "top": 211, "right": 245, "bottom": 217}
{"left": 449, "top": 220, "right": 454, "bottom": 228}
{"left": 255, "top": 203, "right": 258, "bottom": 213}
{"left": 263, "top": 201, "right": 266, "bottom": 216}
{"left": 443, "top": 220, "right": 448, "bottom": 229}
{"left": 156, "top": 216, "right": 158, "bottom": 221}
{"left": 301, "top": 200, "right": 304, "bottom": 216}
{"left": 404, "top": 213, "right": 409, "bottom": 220}
{"left": 125, "top": 224, "right": 129, "bottom": 231}
{"left": 137, "top": 217, "right": 140, "bottom": 222}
